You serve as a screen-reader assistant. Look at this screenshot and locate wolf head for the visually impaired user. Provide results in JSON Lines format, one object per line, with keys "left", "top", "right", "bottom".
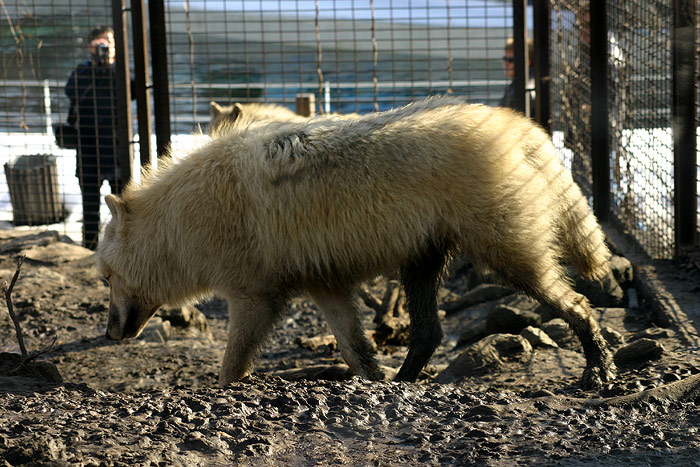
{"left": 98, "top": 194, "right": 163, "bottom": 340}
{"left": 208, "top": 101, "right": 244, "bottom": 136}
{"left": 208, "top": 101, "right": 306, "bottom": 137}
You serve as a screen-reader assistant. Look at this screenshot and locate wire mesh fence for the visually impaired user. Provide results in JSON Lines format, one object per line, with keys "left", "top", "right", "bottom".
{"left": 0, "top": 1, "right": 697, "bottom": 257}
{"left": 549, "top": 0, "right": 697, "bottom": 259}
{"left": 549, "top": 0, "right": 593, "bottom": 203}
{"left": 164, "top": 1, "right": 514, "bottom": 134}
{"left": 1, "top": 0, "right": 121, "bottom": 248}
{"left": 1, "top": 0, "right": 517, "bottom": 247}
{"left": 606, "top": 0, "right": 675, "bottom": 258}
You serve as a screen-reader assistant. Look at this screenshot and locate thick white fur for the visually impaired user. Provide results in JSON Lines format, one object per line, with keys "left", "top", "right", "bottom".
{"left": 99, "top": 96, "right": 614, "bottom": 387}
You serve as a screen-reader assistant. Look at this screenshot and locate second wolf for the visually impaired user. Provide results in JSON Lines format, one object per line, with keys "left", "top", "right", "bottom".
{"left": 99, "top": 96, "right": 616, "bottom": 389}
{"left": 208, "top": 100, "right": 360, "bottom": 137}
{"left": 208, "top": 101, "right": 307, "bottom": 137}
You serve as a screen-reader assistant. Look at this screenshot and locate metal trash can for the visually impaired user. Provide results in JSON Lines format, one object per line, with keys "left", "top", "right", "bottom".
{"left": 4, "top": 154, "right": 66, "bottom": 225}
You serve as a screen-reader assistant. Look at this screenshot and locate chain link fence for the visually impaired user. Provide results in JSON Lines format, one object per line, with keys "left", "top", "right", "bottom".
{"left": 1, "top": 0, "right": 119, "bottom": 248}
{"left": 1, "top": 0, "right": 516, "bottom": 247}
{"left": 607, "top": 0, "right": 675, "bottom": 258}
{"left": 549, "top": 0, "right": 592, "bottom": 203}
{"left": 0, "top": 1, "right": 697, "bottom": 257}
{"left": 550, "top": 0, "right": 697, "bottom": 258}
{"left": 164, "top": 1, "right": 513, "bottom": 133}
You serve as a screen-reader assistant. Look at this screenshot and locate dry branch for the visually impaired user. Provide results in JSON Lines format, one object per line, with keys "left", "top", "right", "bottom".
{"left": 2, "top": 255, "right": 57, "bottom": 376}
{"left": 3, "top": 255, "right": 27, "bottom": 356}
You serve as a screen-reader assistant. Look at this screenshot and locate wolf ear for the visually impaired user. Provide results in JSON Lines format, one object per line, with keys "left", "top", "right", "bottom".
{"left": 210, "top": 101, "right": 224, "bottom": 118}
{"left": 228, "top": 103, "right": 243, "bottom": 122}
{"left": 105, "top": 194, "right": 128, "bottom": 224}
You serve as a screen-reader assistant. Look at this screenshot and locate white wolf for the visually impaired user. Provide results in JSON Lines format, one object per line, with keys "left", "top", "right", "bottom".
{"left": 98, "top": 96, "right": 616, "bottom": 388}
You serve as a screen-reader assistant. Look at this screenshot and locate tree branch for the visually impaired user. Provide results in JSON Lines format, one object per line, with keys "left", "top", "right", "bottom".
{"left": 3, "top": 255, "right": 27, "bottom": 356}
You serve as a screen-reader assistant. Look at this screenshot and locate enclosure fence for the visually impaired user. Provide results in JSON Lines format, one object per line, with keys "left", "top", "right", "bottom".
{"left": 548, "top": 0, "right": 697, "bottom": 259}
{"left": 0, "top": 1, "right": 698, "bottom": 259}
{"left": 162, "top": 1, "right": 513, "bottom": 132}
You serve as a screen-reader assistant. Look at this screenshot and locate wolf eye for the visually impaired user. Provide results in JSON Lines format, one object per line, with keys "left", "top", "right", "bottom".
{"left": 101, "top": 276, "right": 111, "bottom": 287}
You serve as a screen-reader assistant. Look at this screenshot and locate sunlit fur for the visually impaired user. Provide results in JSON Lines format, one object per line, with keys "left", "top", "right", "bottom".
{"left": 208, "top": 101, "right": 307, "bottom": 137}
{"left": 208, "top": 100, "right": 361, "bottom": 138}
{"left": 98, "top": 96, "right": 615, "bottom": 388}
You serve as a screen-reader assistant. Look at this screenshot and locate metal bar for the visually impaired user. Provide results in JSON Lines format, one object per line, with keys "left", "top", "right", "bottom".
{"left": 672, "top": 0, "right": 698, "bottom": 252}
{"left": 315, "top": 0, "right": 324, "bottom": 114}
{"left": 370, "top": 0, "right": 379, "bottom": 112}
{"left": 149, "top": 0, "right": 172, "bottom": 159}
{"left": 589, "top": 0, "right": 609, "bottom": 222}
{"left": 112, "top": 0, "right": 133, "bottom": 189}
{"left": 533, "top": 0, "right": 550, "bottom": 132}
{"left": 170, "top": 80, "right": 510, "bottom": 90}
{"left": 131, "top": 0, "right": 153, "bottom": 168}
{"left": 511, "top": 0, "right": 528, "bottom": 115}
{"left": 3, "top": 78, "right": 513, "bottom": 90}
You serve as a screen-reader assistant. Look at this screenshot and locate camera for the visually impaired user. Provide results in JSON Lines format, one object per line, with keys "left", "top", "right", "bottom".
{"left": 93, "top": 43, "right": 110, "bottom": 65}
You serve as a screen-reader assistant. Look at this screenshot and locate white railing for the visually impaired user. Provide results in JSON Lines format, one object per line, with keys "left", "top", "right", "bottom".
{"left": 2, "top": 78, "right": 509, "bottom": 131}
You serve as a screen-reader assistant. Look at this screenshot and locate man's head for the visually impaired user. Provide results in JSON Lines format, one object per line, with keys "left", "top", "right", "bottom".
{"left": 503, "top": 37, "right": 534, "bottom": 80}
{"left": 88, "top": 25, "right": 116, "bottom": 66}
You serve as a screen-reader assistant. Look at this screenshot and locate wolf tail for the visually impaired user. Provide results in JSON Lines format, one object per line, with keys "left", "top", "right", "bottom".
{"left": 557, "top": 181, "right": 611, "bottom": 282}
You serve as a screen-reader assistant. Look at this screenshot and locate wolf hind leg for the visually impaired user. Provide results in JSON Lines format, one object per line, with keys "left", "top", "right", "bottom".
{"left": 219, "top": 291, "right": 286, "bottom": 386}
{"left": 310, "top": 287, "right": 384, "bottom": 381}
{"left": 485, "top": 245, "right": 616, "bottom": 389}
{"left": 547, "top": 286, "right": 617, "bottom": 388}
{"left": 394, "top": 241, "right": 446, "bottom": 382}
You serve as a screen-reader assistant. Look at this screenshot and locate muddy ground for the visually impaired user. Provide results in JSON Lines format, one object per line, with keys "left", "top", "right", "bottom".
{"left": 1, "top": 229, "right": 700, "bottom": 466}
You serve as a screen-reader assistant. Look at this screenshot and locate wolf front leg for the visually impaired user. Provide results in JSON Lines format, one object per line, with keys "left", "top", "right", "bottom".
{"left": 394, "top": 242, "right": 447, "bottom": 382}
{"left": 310, "top": 287, "right": 385, "bottom": 381}
{"left": 219, "top": 291, "right": 286, "bottom": 386}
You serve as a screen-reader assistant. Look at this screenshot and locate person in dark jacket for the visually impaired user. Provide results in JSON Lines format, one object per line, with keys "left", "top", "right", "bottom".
{"left": 498, "top": 37, "right": 535, "bottom": 115}
{"left": 65, "top": 25, "right": 130, "bottom": 249}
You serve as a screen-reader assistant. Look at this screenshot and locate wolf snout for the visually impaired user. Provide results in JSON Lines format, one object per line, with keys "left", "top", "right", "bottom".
{"left": 106, "top": 301, "right": 159, "bottom": 340}
{"left": 105, "top": 309, "right": 124, "bottom": 340}
{"left": 105, "top": 302, "right": 135, "bottom": 340}
{"left": 105, "top": 314, "right": 138, "bottom": 340}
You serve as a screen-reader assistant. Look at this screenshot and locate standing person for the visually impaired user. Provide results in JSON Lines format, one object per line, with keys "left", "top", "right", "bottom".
{"left": 65, "top": 25, "right": 130, "bottom": 249}
{"left": 499, "top": 37, "right": 535, "bottom": 114}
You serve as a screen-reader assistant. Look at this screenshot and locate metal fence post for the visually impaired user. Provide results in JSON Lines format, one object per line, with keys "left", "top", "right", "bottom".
{"left": 149, "top": 0, "right": 172, "bottom": 159}
{"left": 533, "top": 0, "right": 550, "bottom": 132}
{"left": 672, "top": 0, "right": 698, "bottom": 253}
{"left": 589, "top": 0, "right": 610, "bottom": 222}
{"left": 112, "top": 0, "right": 134, "bottom": 190}
{"left": 512, "top": 0, "right": 528, "bottom": 116}
{"left": 131, "top": 0, "right": 153, "bottom": 169}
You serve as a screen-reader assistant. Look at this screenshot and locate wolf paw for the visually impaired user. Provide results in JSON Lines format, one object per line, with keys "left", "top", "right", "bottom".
{"left": 581, "top": 363, "right": 618, "bottom": 390}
